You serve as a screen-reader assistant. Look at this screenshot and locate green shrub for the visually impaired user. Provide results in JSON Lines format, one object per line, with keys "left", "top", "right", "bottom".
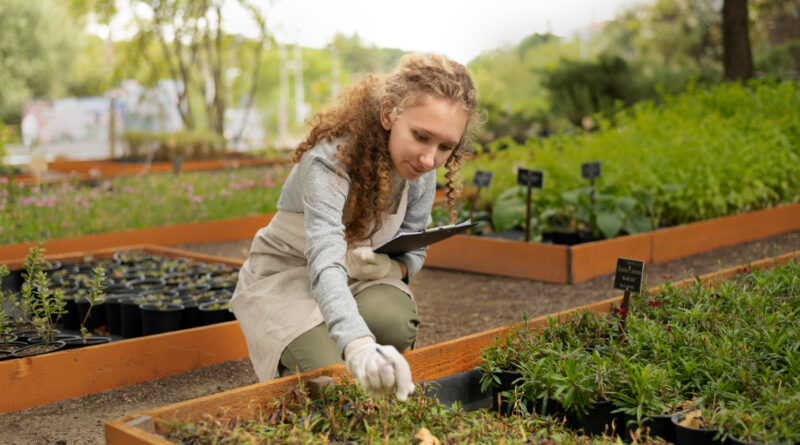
{"left": 449, "top": 80, "right": 800, "bottom": 236}
{"left": 122, "top": 130, "right": 226, "bottom": 161}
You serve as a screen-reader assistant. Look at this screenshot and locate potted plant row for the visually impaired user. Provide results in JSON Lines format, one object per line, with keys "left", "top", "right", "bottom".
{"left": 162, "top": 261, "right": 799, "bottom": 443}
{"left": 0, "top": 247, "right": 239, "bottom": 361}
{"left": 478, "top": 262, "right": 800, "bottom": 444}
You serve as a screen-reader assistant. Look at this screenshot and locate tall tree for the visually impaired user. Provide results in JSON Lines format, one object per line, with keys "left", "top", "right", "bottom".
{"left": 119, "top": 0, "right": 271, "bottom": 137}
{"left": 0, "top": 0, "right": 79, "bottom": 124}
{"left": 722, "top": 0, "right": 754, "bottom": 80}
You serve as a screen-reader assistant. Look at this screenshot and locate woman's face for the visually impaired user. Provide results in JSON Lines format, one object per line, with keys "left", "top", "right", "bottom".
{"left": 381, "top": 96, "right": 467, "bottom": 181}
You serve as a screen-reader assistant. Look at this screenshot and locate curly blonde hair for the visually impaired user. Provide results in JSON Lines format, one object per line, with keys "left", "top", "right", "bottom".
{"left": 292, "top": 53, "right": 480, "bottom": 243}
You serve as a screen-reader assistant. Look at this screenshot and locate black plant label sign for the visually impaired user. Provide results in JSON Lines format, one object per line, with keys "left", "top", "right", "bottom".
{"left": 516, "top": 168, "right": 543, "bottom": 188}
{"left": 472, "top": 170, "right": 493, "bottom": 188}
{"left": 581, "top": 161, "right": 601, "bottom": 180}
{"left": 614, "top": 257, "right": 645, "bottom": 293}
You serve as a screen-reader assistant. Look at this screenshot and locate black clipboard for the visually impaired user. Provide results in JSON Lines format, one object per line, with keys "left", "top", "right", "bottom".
{"left": 374, "top": 221, "right": 477, "bottom": 255}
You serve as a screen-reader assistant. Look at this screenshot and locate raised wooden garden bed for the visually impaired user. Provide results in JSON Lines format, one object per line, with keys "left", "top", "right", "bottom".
{"left": 1, "top": 200, "right": 796, "bottom": 282}
{"left": 104, "top": 249, "right": 800, "bottom": 444}
{"left": 0, "top": 245, "right": 249, "bottom": 414}
{"left": 0, "top": 216, "right": 274, "bottom": 263}
{"left": 427, "top": 202, "right": 800, "bottom": 283}
{"left": 9, "top": 156, "right": 288, "bottom": 185}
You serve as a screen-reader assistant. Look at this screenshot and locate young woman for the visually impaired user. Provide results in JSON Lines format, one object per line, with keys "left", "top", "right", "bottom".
{"left": 231, "top": 53, "right": 480, "bottom": 400}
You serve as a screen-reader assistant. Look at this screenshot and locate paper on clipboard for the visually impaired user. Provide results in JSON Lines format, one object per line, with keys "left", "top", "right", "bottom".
{"left": 373, "top": 220, "right": 477, "bottom": 255}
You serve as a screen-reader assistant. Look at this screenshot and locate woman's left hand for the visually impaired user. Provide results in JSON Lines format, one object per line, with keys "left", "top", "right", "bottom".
{"left": 345, "top": 247, "right": 403, "bottom": 281}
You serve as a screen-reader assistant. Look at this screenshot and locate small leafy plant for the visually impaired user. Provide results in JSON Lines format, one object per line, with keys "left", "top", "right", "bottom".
{"left": 79, "top": 266, "right": 107, "bottom": 341}
{"left": 19, "top": 245, "right": 67, "bottom": 345}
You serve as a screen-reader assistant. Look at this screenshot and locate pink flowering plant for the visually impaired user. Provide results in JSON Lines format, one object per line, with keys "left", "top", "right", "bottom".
{"left": 1, "top": 166, "right": 288, "bottom": 244}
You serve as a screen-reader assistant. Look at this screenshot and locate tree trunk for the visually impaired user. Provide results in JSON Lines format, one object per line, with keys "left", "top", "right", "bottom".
{"left": 722, "top": 0, "right": 754, "bottom": 80}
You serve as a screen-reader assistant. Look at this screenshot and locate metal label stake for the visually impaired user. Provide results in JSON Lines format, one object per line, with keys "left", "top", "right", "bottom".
{"left": 516, "top": 168, "right": 543, "bottom": 242}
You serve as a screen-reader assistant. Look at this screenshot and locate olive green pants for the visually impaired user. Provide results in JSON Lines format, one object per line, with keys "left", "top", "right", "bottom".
{"left": 278, "top": 284, "right": 419, "bottom": 376}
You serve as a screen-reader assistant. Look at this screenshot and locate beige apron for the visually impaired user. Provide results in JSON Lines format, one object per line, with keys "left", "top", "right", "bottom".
{"left": 231, "top": 182, "right": 413, "bottom": 382}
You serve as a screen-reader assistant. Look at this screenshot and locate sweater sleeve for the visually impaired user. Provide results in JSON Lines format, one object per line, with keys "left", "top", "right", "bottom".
{"left": 393, "top": 170, "right": 436, "bottom": 280}
{"left": 300, "top": 149, "right": 374, "bottom": 356}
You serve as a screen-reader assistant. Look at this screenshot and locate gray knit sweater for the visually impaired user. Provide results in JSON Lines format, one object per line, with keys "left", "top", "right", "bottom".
{"left": 276, "top": 138, "right": 435, "bottom": 355}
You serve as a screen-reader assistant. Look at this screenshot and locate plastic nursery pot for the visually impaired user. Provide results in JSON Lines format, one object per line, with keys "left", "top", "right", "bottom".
{"left": 104, "top": 283, "right": 133, "bottom": 295}
{"left": 119, "top": 297, "right": 148, "bottom": 338}
{"left": 1, "top": 268, "right": 24, "bottom": 294}
{"left": 140, "top": 302, "right": 184, "bottom": 335}
{"left": 179, "top": 296, "right": 216, "bottom": 329}
{"left": 567, "top": 400, "right": 624, "bottom": 437}
{"left": 208, "top": 277, "right": 237, "bottom": 292}
{"left": 2, "top": 334, "right": 18, "bottom": 343}
{"left": 127, "top": 277, "right": 166, "bottom": 293}
{"left": 175, "top": 283, "right": 211, "bottom": 298}
{"left": 163, "top": 257, "right": 192, "bottom": 273}
{"left": 104, "top": 293, "right": 138, "bottom": 336}
{"left": 489, "top": 369, "right": 523, "bottom": 414}
{"left": 113, "top": 249, "right": 156, "bottom": 266}
{"left": 75, "top": 297, "right": 107, "bottom": 332}
{"left": 198, "top": 299, "right": 235, "bottom": 325}
{"left": 0, "top": 341, "right": 28, "bottom": 354}
{"left": 420, "top": 368, "right": 493, "bottom": 411}
{"left": 27, "top": 334, "right": 83, "bottom": 345}
{"left": 671, "top": 411, "right": 723, "bottom": 445}
{"left": 14, "top": 340, "right": 67, "bottom": 358}
{"left": 12, "top": 329, "right": 61, "bottom": 343}
{"left": 624, "top": 412, "right": 678, "bottom": 443}
{"left": 62, "top": 335, "right": 112, "bottom": 350}
{"left": 162, "top": 272, "right": 198, "bottom": 287}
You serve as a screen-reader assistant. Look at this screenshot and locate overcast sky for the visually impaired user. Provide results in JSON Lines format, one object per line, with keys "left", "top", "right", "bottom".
{"left": 90, "top": 0, "right": 648, "bottom": 64}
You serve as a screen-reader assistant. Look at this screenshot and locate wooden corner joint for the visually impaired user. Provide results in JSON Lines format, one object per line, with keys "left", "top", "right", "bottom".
{"left": 126, "top": 415, "right": 156, "bottom": 434}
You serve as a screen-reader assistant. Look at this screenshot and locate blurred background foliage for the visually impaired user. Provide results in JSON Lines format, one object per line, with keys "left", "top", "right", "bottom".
{"left": 0, "top": 0, "right": 797, "bottom": 145}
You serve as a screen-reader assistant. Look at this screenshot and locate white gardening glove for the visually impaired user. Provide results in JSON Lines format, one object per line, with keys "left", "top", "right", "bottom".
{"left": 344, "top": 336, "right": 415, "bottom": 401}
{"left": 345, "top": 246, "right": 403, "bottom": 281}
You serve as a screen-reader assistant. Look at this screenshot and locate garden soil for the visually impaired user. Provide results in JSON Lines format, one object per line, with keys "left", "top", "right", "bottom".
{"left": 3, "top": 231, "right": 800, "bottom": 444}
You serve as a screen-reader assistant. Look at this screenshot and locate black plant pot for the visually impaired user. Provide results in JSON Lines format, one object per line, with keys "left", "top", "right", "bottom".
{"left": 420, "top": 368, "right": 492, "bottom": 411}
{"left": 62, "top": 336, "right": 112, "bottom": 350}
{"left": 1, "top": 267, "right": 24, "bottom": 294}
{"left": 2, "top": 334, "right": 17, "bottom": 344}
{"left": 179, "top": 296, "right": 216, "bottom": 329}
{"left": 75, "top": 297, "right": 106, "bottom": 332}
{"left": 488, "top": 369, "right": 557, "bottom": 416}
{"left": 12, "top": 329, "right": 61, "bottom": 343}
{"left": 176, "top": 283, "right": 211, "bottom": 298}
{"left": 624, "top": 412, "right": 677, "bottom": 443}
{"left": 27, "top": 334, "right": 82, "bottom": 344}
{"left": 120, "top": 297, "right": 147, "bottom": 338}
{"left": 14, "top": 340, "right": 67, "bottom": 358}
{"left": 671, "top": 411, "right": 723, "bottom": 445}
{"left": 198, "top": 299, "right": 235, "bottom": 325}
{"left": 542, "top": 230, "right": 604, "bottom": 246}
{"left": 59, "top": 297, "right": 82, "bottom": 330}
{"left": 127, "top": 277, "right": 166, "bottom": 293}
{"left": 0, "top": 341, "right": 28, "bottom": 353}
{"left": 140, "top": 302, "right": 184, "bottom": 335}
{"left": 490, "top": 369, "right": 523, "bottom": 414}
{"left": 104, "top": 283, "right": 133, "bottom": 295}
{"left": 567, "top": 400, "right": 623, "bottom": 436}
{"left": 104, "top": 293, "right": 137, "bottom": 336}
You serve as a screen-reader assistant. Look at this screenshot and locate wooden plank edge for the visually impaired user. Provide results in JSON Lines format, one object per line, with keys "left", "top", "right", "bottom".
{"left": 2, "top": 244, "right": 244, "bottom": 270}
{"left": 0, "top": 215, "right": 271, "bottom": 263}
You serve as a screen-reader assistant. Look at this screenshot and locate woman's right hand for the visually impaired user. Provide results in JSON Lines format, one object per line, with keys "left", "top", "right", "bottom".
{"left": 345, "top": 247, "right": 403, "bottom": 281}
{"left": 344, "top": 336, "right": 415, "bottom": 401}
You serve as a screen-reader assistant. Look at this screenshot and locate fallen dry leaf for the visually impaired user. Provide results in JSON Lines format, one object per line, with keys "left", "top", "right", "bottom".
{"left": 679, "top": 409, "right": 704, "bottom": 428}
{"left": 416, "top": 427, "right": 441, "bottom": 445}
